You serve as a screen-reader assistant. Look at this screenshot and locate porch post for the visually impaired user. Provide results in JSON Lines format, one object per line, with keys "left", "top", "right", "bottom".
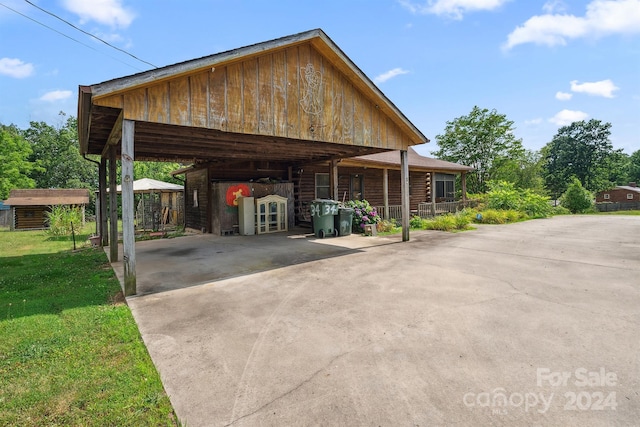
{"left": 461, "top": 172, "right": 468, "bottom": 203}
{"left": 430, "top": 171, "right": 436, "bottom": 216}
{"left": 108, "top": 145, "right": 118, "bottom": 262}
{"left": 330, "top": 159, "right": 339, "bottom": 201}
{"left": 99, "top": 158, "right": 108, "bottom": 246}
{"left": 400, "top": 150, "right": 410, "bottom": 242}
{"left": 122, "top": 120, "right": 136, "bottom": 296}
{"left": 382, "top": 168, "right": 389, "bottom": 220}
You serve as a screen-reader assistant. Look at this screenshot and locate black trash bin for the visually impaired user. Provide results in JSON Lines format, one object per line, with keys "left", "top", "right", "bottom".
{"left": 335, "top": 207, "right": 354, "bottom": 236}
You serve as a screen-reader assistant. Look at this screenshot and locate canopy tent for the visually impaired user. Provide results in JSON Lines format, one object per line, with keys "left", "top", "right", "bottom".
{"left": 102, "top": 178, "right": 184, "bottom": 231}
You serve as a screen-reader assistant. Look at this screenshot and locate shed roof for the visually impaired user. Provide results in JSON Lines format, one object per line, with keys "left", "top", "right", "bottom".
{"left": 112, "top": 178, "right": 184, "bottom": 193}
{"left": 343, "top": 147, "right": 474, "bottom": 173}
{"left": 79, "top": 29, "right": 427, "bottom": 165}
{"left": 4, "top": 189, "right": 90, "bottom": 206}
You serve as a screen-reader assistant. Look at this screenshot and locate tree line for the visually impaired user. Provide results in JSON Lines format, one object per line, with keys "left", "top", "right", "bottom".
{"left": 0, "top": 113, "right": 182, "bottom": 208}
{"left": 433, "top": 106, "right": 639, "bottom": 199}
{"left": 1, "top": 108, "right": 638, "bottom": 207}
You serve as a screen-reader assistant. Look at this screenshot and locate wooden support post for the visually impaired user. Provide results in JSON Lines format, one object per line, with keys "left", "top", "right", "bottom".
{"left": 109, "top": 145, "right": 118, "bottom": 262}
{"left": 99, "top": 158, "right": 108, "bottom": 246}
{"left": 461, "top": 172, "right": 467, "bottom": 203}
{"left": 430, "top": 171, "right": 436, "bottom": 216}
{"left": 400, "top": 150, "right": 410, "bottom": 242}
{"left": 122, "top": 120, "right": 136, "bottom": 296}
{"left": 330, "top": 159, "right": 339, "bottom": 201}
{"left": 383, "top": 168, "right": 389, "bottom": 220}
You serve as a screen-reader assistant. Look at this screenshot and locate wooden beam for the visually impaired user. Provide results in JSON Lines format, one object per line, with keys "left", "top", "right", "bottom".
{"left": 109, "top": 145, "right": 118, "bottom": 262}
{"left": 430, "top": 171, "right": 436, "bottom": 216}
{"left": 383, "top": 168, "right": 389, "bottom": 220}
{"left": 400, "top": 150, "right": 410, "bottom": 242}
{"left": 122, "top": 120, "right": 136, "bottom": 296}
{"left": 99, "top": 158, "right": 108, "bottom": 246}
{"left": 101, "top": 111, "right": 123, "bottom": 158}
{"left": 461, "top": 171, "right": 467, "bottom": 203}
{"left": 330, "top": 159, "right": 339, "bottom": 200}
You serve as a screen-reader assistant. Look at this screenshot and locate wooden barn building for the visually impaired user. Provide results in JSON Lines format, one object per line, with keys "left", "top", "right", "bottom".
{"left": 77, "top": 29, "right": 455, "bottom": 294}
{"left": 4, "top": 189, "right": 89, "bottom": 231}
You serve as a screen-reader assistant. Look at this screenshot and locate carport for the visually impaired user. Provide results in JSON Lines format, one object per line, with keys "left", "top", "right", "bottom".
{"left": 78, "top": 29, "right": 428, "bottom": 295}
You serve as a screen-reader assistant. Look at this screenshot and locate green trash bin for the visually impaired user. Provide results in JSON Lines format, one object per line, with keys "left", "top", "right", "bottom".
{"left": 310, "top": 199, "right": 339, "bottom": 238}
{"left": 335, "top": 207, "right": 353, "bottom": 236}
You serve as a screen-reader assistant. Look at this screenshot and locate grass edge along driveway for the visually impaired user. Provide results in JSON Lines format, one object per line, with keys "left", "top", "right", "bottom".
{"left": 0, "top": 226, "right": 179, "bottom": 426}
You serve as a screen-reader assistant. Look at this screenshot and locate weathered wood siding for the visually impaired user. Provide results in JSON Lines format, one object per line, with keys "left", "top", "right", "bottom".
{"left": 93, "top": 42, "right": 410, "bottom": 150}
{"left": 211, "top": 182, "right": 294, "bottom": 235}
{"left": 184, "top": 168, "right": 209, "bottom": 232}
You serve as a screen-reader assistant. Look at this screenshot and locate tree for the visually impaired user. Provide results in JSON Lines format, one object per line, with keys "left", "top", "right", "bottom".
{"left": 0, "top": 124, "right": 39, "bottom": 199}
{"left": 628, "top": 150, "right": 640, "bottom": 184}
{"left": 23, "top": 113, "right": 98, "bottom": 190}
{"left": 560, "top": 177, "right": 594, "bottom": 213}
{"left": 432, "top": 106, "right": 525, "bottom": 194}
{"left": 542, "top": 119, "right": 618, "bottom": 198}
{"left": 495, "top": 149, "right": 546, "bottom": 194}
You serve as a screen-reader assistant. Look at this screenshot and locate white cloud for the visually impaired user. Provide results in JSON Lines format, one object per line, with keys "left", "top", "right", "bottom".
{"left": 525, "top": 118, "right": 543, "bottom": 125}
{"left": 0, "top": 57, "right": 34, "bottom": 78}
{"left": 40, "top": 90, "right": 73, "bottom": 102}
{"left": 570, "top": 79, "right": 619, "bottom": 98}
{"left": 374, "top": 68, "right": 410, "bottom": 84}
{"left": 549, "top": 109, "right": 589, "bottom": 126}
{"left": 543, "top": 0, "right": 567, "bottom": 14}
{"left": 62, "top": 0, "right": 135, "bottom": 28}
{"left": 398, "top": 0, "right": 510, "bottom": 20}
{"left": 503, "top": 0, "right": 640, "bottom": 50}
{"left": 555, "top": 91, "right": 573, "bottom": 100}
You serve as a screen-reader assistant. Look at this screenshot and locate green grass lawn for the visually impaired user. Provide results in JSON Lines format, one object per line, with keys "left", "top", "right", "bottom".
{"left": 593, "top": 209, "right": 640, "bottom": 216}
{"left": 0, "top": 225, "right": 178, "bottom": 426}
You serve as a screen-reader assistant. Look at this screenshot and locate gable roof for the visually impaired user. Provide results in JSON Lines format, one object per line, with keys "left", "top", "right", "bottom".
{"left": 343, "top": 147, "right": 473, "bottom": 173}
{"left": 79, "top": 29, "right": 427, "bottom": 165}
{"left": 4, "top": 189, "right": 90, "bottom": 206}
{"left": 615, "top": 186, "right": 640, "bottom": 193}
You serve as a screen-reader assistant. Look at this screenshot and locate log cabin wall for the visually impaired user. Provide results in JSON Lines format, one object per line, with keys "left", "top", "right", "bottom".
{"left": 299, "top": 165, "right": 428, "bottom": 211}
{"left": 184, "top": 168, "right": 210, "bottom": 232}
{"left": 14, "top": 206, "right": 47, "bottom": 230}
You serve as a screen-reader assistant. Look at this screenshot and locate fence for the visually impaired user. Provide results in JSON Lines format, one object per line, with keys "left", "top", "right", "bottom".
{"left": 377, "top": 200, "right": 479, "bottom": 221}
{"left": 596, "top": 202, "right": 640, "bottom": 212}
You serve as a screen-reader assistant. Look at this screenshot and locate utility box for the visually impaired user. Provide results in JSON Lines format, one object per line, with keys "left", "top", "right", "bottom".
{"left": 238, "top": 196, "right": 255, "bottom": 235}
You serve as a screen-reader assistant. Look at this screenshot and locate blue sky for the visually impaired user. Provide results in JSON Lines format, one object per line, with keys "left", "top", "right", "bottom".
{"left": 1, "top": 0, "right": 639, "bottom": 156}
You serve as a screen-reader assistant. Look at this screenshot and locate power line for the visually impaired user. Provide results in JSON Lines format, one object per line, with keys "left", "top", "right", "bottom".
{"left": 0, "top": 2, "right": 145, "bottom": 71}
{"left": 23, "top": 0, "right": 158, "bottom": 69}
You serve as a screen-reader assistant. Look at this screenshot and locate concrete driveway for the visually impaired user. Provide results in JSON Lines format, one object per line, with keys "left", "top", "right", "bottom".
{"left": 117, "top": 215, "right": 640, "bottom": 426}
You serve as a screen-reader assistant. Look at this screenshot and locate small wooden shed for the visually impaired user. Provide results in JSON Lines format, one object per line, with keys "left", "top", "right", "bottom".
{"left": 4, "top": 189, "right": 90, "bottom": 230}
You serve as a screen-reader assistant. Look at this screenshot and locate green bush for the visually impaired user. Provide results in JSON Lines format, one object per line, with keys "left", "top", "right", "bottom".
{"left": 551, "top": 205, "right": 571, "bottom": 215}
{"left": 423, "top": 211, "right": 472, "bottom": 231}
{"left": 409, "top": 215, "right": 425, "bottom": 229}
{"left": 485, "top": 180, "right": 551, "bottom": 218}
{"left": 45, "top": 205, "right": 83, "bottom": 236}
{"left": 344, "top": 199, "right": 381, "bottom": 232}
{"left": 376, "top": 219, "right": 397, "bottom": 233}
{"left": 560, "top": 178, "right": 594, "bottom": 213}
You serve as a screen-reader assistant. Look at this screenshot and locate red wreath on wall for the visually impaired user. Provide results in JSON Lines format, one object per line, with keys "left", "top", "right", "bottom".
{"left": 225, "top": 184, "right": 251, "bottom": 207}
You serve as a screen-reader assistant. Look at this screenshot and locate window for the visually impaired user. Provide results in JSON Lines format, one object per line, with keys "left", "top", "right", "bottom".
{"left": 350, "top": 174, "right": 364, "bottom": 201}
{"left": 315, "top": 173, "right": 330, "bottom": 199}
{"left": 435, "top": 173, "right": 455, "bottom": 201}
{"left": 603, "top": 194, "right": 610, "bottom": 200}
{"left": 627, "top": 193, "right": 634, "bottom": 200}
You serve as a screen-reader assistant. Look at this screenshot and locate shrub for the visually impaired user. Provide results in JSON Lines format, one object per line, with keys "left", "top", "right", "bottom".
{"left": 485, "top": 180, "right": 551, "bottom": 218}
{"left": 551, "top": 205, "right": 571, "bottom": 215}
{"left": 45, "top": 205, "right": 83, "bottom": 236}
{"left": 376, "top": 219, "right": 397, "bottom": 233}
{"left": 560, "top": 178, "right": 594, "bottom": 213}
{"left": 409, "top": 215, "right": 425, "bottom": 229}
{"left": 423, "top": 211, "right": 472, "bottom": 231}
{"left": 344, "top": 199, "right": 381, "bottom": 232}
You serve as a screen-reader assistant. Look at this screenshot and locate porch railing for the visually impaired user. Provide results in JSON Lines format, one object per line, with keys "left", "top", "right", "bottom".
{"left": 377, "top": 200, "right": 478, "bottom": 221}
